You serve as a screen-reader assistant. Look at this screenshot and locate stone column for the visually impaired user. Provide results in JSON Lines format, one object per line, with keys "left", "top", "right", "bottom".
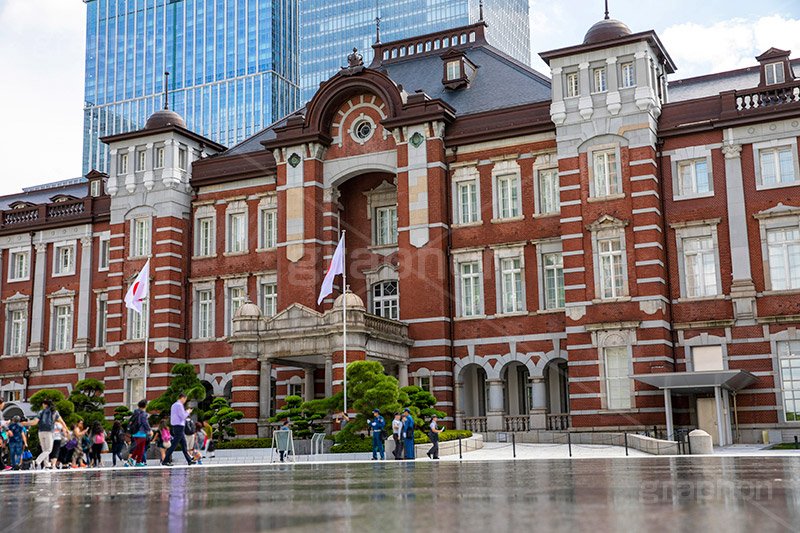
{"left": 454, "top": 381, "right": 464, "bottom": 430}
{"left": 324, "top": 354, "right": 333, "bottom": 398}
{"left": 27, "top": 242, "right": 48, "bottom": 369}
{"left": 605, "top": 56, "right": 621, "bottom": 115}
{"left": 486, "top": 379, "right": 505, "bottom": 431}
{"left": 73, "top": 236, "right": 93, "bottom": 368}
{"left": 304, "top": 367, "right": 315, "bottom": 402}
{"left": 398, "top": 363, "right": 409, "bottom": 388}
{"left": 529, "top": 376, "right": 547, "bottom": 430}
{"left": 257, "top": 361, "right": 272, "bottom": 438}
{"left": 722, "top": 143, "right": 757, "bottom": 321}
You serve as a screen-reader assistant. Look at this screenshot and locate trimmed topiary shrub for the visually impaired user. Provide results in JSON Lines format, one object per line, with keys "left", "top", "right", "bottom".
{"left": 215, "top": 438, "right": 273, "bottom": 449}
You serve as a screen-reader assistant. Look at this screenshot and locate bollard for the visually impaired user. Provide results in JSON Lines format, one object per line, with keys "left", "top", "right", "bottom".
{"left": 512, "top": 432, "right": 516, "bottom": 458}
{"left": 567, "top": 432, "right": 572, "bottom": 457}
{"left": 624, "top": 432, "right": 628, "bottom": 456}
{"left": 795, "top": 436, "right": 799, "bottom": 450}
{"left": 458, "top": 435, "right": 463, "bottom": 460}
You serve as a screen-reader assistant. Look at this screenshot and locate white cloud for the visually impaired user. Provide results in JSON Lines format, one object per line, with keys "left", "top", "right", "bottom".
{"left": 0, "top": 0, "right": 86, "bottom": 197}
{"left": 661, "top": 15, "right": 800, "bottom": 79}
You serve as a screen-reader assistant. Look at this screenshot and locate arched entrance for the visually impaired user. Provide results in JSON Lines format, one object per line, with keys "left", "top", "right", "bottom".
{"left": 501, "top": 361, "right": 531, "bottom": 431}
{"left": 459, "top": 364, "right": 487, "bottom": 432}
{"left": 544, "top": 358, "right": 570, "bottom": 430}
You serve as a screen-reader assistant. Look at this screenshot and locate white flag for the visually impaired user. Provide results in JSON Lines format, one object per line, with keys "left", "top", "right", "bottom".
{"left": 125, "top": 259, "right": 150, "bottom": 314}
{"left": 318, "top": 238, "right": 344, "bottom": 305}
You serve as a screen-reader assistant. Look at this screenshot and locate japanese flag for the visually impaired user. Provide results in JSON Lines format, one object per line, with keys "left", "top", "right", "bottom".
{"left": 125, "top": 259, "right": 150, "bottom": 314}
{"left": 318, "top": 238, "right": 344, "bottom": 305}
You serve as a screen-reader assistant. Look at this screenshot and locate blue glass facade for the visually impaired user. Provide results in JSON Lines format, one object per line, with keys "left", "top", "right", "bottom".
{"left": 300, "top": 0, "right": 530, "bottom": 102}
{"left": 82, "top": 0, "right": 300, "bottom": 174}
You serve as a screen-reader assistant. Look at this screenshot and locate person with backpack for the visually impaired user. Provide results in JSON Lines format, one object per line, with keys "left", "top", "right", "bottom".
{"left": 88, "top": 421, "right": 106, "bottom": 467}
{"left": 129, "top": 399, "right": 152, "bottom": 467}
{"left": 25, "top": 398, "right": 68, "bottom": 470}
{"left": 7, "top": 416, "right": 26, "bottom": 470}
{"left": 109, "top": 421, "right": 125, "bottom": 467}
{"left": 403, "top": 408, "right": 416, "bottom": 460}
{"left": 184, "top": 416, "right": 197, "bottom": 453}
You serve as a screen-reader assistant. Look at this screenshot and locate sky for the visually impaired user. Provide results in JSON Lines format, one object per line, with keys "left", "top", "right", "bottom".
{"left": 0, "top": 0, "right": 798, "bottom": 198}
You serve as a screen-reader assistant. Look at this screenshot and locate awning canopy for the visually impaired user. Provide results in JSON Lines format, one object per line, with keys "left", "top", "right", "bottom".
{"left": 632, "top": 369, "right": 758, "bottom": 394}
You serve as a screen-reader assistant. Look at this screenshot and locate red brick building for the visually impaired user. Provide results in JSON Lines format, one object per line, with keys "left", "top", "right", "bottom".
{"left": 2, "top": 17, "right": 800, "bottom": 444}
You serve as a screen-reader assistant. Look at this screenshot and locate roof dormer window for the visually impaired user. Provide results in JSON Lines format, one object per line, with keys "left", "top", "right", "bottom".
{"left": 441, "top": 49, "right": 476, "bottom": 90}
{"left": 446, "top": 60, "right": 461, "bottom": 80}
{"left": 765, "top": 62, "right": 786, "bottom": 85}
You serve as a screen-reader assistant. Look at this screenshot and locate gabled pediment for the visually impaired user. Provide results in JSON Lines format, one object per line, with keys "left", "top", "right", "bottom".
{"left": 586, "top": 214, "right": 629, "bottom": 231}
{"left": 753, "top": 202, "right": 800, "bottom": 220}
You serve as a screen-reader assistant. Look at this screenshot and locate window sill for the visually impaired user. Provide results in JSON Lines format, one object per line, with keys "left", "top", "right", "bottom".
{"left": 1, "top": 353, "right": 27, "bottom": 359}
{"left": 368, "top": 244, "right": 398, "bottom": 255}
{"left": 490, "top": 215, "right": 525, "bottom": 224}
{"left": 223, "top": 251, "right": 249, "bottom": 257}
{"left": 189, "top": 337, "right": 217, "bottom": 344}
{"left": 591, "top": 296, "right": 632, "bottom": 304}
{"left": 255, "top": 247, "right": 277, "bottom": 253}
{"left": 7, "top": 277, "right": 30, "bottom": 283}
{"left": 98, "top": 267, "right": 109, "bottom": 273}
{"left": 531, "top": 212, "right": 560, "bottom": 219}
{"left": 676, "top": 295, "right": 725, "bottom": 303}
{"left": 123, "top": 339, "right": 146, "bottom": 344}
{"left": 496, "top": 311, "right": 528, "bottom": 318}
{"left": 127, "top": 255, "right": 152, "bottom": 261}
{"left": 52, "top": 271, "right": 76, "bottom": 278}
{"left": 673, "top": 191, "right": 715, "bottom": 202}
{"left": 587, "top": 193, "right": 625, "bottom": 203}
{"left": 452, "top": 221, "right": 483, "bottom": 229}
{"left": 536, "top": 308, "right": 566, "bottom": 315}
{"left": 598, "top": 408, "right": 639, "bottom": 415}
{"left": 454, "top": 314, "right": 486, "bottom": 322}
{"left": 763, "top": 289, "right": 800, "bottom": 296}
{"left": 755, "top": 181, "right": 800, "bottom": 192}
{"left": 192, "top": 254, "right": 217, "bottom": 260}
{"left": 45, "top": 350, "right": 74, "bottom": 356}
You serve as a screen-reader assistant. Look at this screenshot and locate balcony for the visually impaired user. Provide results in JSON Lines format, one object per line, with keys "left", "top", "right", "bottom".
{"left": 0, "top": 196, "right": 109, "bottom": 234}
{"left": 546, "top": 413, "right": 571, "bottom": 431}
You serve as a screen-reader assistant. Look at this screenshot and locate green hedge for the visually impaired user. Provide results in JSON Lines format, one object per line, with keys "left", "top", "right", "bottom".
{"left": 330, "top": 430, "right": 473, "bottom": 453}
{"left": 215, "top": 438, "right": 273, "bottom": 449}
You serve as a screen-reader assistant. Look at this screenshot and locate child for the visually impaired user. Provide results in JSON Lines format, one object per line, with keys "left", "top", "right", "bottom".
{"left": 70, "top": 421, "right": 89, "bottom": 468}
{"left": 154, "top": 420, "right": 171, "bottom": 464}
{"left": 89, "top": 421, "right": 105, "bottom": 467}
{"left": 7, "top": 416, "right": 27, "bottom": 470}
{"left": 194, "top": 422, "right": 205, "bottom": 464}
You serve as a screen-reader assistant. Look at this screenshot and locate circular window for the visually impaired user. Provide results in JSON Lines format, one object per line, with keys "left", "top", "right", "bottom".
{"left": 354, "top": 120, "right": 372, "bottom": 141}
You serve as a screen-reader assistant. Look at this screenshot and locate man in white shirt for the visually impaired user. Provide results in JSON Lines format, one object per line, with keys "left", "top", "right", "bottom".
{"left": 427, "top": 415, "right": 444, "bottom": 460}
{"left": 391, "top": 412, "right": 404, "bottom": 460}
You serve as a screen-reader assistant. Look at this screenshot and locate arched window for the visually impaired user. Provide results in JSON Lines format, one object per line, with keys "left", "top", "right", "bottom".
{"left": 372, "top": 281, "right": 398, "bottom": 320}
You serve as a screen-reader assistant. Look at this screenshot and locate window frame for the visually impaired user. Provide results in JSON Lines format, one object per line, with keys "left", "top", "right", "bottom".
{"left": 155, "top": 146, "right": 165, "bottom": 169}
{"left": 777, "top": 340, "right": 800, "bottom": 422}
{"left": 543, "top": 251, "right": 565, "bottom": 310}
{"left": 565, "top": 72, "right": 579, "bottom": 97}
{"left": 535, "top": 167, "right": 560, "bottom": 215}
{"left": 446, "top": 60, "right": 461, "bottom": 80}
{"left": 136, "top": 150, "right": 147, "bottom": 173}
{"left": 127, "top": 298, "right": 148, "bottom": 340}
{"left": 491, "top": 160, "right": 522, "bottom": 221}
{"left": 98, "top": 236, "right": 110, "bottom": 271}
{"left": 453, "top": 249, "right": 485, "bottom": 318}
{"left": 95, "top": 293, "right": 108, "bottom": 348}
{"left": 375, "top": 205, "right": 398, "bottom": 246}
{"left": 50, "top": 299, "right": 74, "bottom": 352}
{"left": 492, "top": 244, "right": 526, "bottom": 315}
{"left": 620, "top": 62, "right": 635, "bottom": 88}
{"left": 259, "top": 281, "right": 277, "bottom": 318}
{"left": 7, "top": 248, "right": 31, "bottom": 282}
{"left": 5, "top": 299, "right": 28, "bottom": 356}
{"left": 130, "top": 216, "right": 152, "bottom": 258}
{"left": 589, "top": 216, "right": 629, "bottom": 301}
{"left": 669, "top": 146, "right": 715, "bottom": 200}
{"left": 589, "top": 147, "right": 622, "bottom": 199}
{"left": 194, "top": 204, "right": 217, "bottom": 257}
{"left": 225, "top": 281, "right": 248, "bottom": 336}
{"left": 765, "top": 62, "right": 786, "bottom": 85}
{"left": 672, "top": 220, "right": 723, "bottom": 300}
{"left": 753, "top": 138, "right": 800, "bottom": 191}
{"left": 52, "top": 241, "right": 76, "bottom": 277}
{"left": 451, "top": 166, "right": 481, "bottom": 227}
{"left": 593, "top": 66, "right": 607, "bottom": 93}
{"left": 766, "top": 226, "right": 800, "bottom": 291}
{"left": 258, "top": 206, "right": 277, "bottom": 250}
{"left": 119, "top": 153, "right": 129, "bottom": 175}
{"left": 604, "top": 346, "right": 632, "bottom": 410}
{"left": 371, "top": 280, "right": 399, "bottom": 320}
{"left": 196, "top": 287, "right": 215, "bottom": 339}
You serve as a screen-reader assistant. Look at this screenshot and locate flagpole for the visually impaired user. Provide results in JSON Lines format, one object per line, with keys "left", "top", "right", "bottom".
{"left": 143, "top": 280, "right": 150, "bottom": 400}
{"left": 342, "top": 230, "right": 347, "bottom": 414}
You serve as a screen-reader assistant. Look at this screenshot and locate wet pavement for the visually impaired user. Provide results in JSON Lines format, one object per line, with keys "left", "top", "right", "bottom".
{"left": 2, "top": 456, "right": 799, "bottom": 532}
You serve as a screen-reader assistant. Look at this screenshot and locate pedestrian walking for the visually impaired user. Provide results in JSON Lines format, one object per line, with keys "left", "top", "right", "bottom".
{"left": 0, "top": 399, "right": 7, "bottom": 471}
{"left": 403, "top": 408, "right": 415, "bottom": 460}
{"left": 25, "top": 398, "right": 68, "bottom": 470}
{"left": 426, "top": 415, "right": 444, "bottom": 460}
{"left": 49, "top": 419, "right": 66, "bottom": 469}
{"left": 7, "top": 416, "right": 26, "bottom": 470}
{"left": 184, "top": 416, "right": 197, "bottom": 453}
{"left": 278, "top": 418, "right": 290, "bottom": 462}
{"left": 89, "top": 421, "right": 106, "bottom": 467}
{"left": 162, "top": 393, "right": 195, "bottom": 466}
{"left": 193, "top": 422, "right": 205, "bottom": 464}
{"left": 155, "top": 420, "right": 171, "bottom": 464}
{"left": 109, "top": 421, "right": 125, "bottom": 466}
{"left": 129, "top": 400, "right": 151, "bottom": 467}
{"left": 369, "top": 409, "right": 386, "bottom": 460}
{"left": 67, "top": 421, "right": 89, "bottom": 468}
{"left": 391, "top": 412, "right": 404, "bottom": 460}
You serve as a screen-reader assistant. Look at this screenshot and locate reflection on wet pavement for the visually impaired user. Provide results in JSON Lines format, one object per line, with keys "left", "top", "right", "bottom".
{"left": 2, "top": 456, "right": 799, "bottom": 532}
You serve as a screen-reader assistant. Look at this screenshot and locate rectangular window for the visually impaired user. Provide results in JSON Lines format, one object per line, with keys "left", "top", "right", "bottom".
{"left": 677, "top": 159, "right": 710, "bottom": 196}
{"left": 198, "top": 290, "right": 214, "bottom": 338}
{"left": 375, "top": 206, "right": 398, "bottom": 246}
{"left": 457, "top": 181, "right": 478, "bottom": 224}
{"left": 605, "top": 346, "right": 631, "bottom": 410}
{"left": 501, "top": 257, "right": 523, "bottom": 313}
{"left": 96, "top": 299, "right": 107, "bottom": 347}
{"left": 765, "top": 62, "right": 785, "bottom": 85}
{"left": 9, "top": 251, "right": 30, "bottom": 281}
{"left": 692, "top": 345, "right": 724, "bottom": 372}
{"left": 372, "top": 281, "right": 399, "bottom": 320}
{"left": 99, "top": 239, "right": 110, "bottom": 271}
{"left": 778, "top": 340, "right": 800, "bottom": 421}
{"left": 592, "top": 149, "right": 621, "bottom": 197}
{"left": 446, "top": 60, "right": 461, "bottom": 80}
{"left": 197, "top": 217, "right": 214, "bottom": 256}
{"left": 599, "top": 238, "right": 625, "bottom": 299}
{"left": 767, "top": 227, "right": 800, "bottom": 290}
{"left": 594, "top": 67, "right": 607, "bottom": 92}
{"left": 537, "top": 169, "right": 559, "bottom": 214}
{"left": 759, "top": 147, "right": 795, "bottom": 185}
{"left": 460, "top": 261, "right": 482, "bottom": 317}
{"left": 127, "top": 378, "right": 144, "bottom": 409}
{"left": 54, "top": 245, "right": 75, "bottom": 275}
{"left": 178, "top": 148, "right": 187, "bottom": 170}
{"left": 543, "top": 253, "right": 565, "bottom": 309}
{"left": 260, "top": 209, "right": 277, "bottom": 249}
{"left": 54, "top": 304, "right": 72, "bottom": 351}
{"left": 497, "top": 174, "right": 520, "bottom": 218}
{"left": 228, "top": 213, "right": 247, "bottom": 252}
{"left": 129, "top": 300, "right": 148, "bottom": 340}
{"left": 90, "top": 180, "right": 102, "bottom": 197}
{"left": 119, "top": 153, "right": 128, "bottom": 174}
{"left": 415, "top": 376, "right": 432, "bottom": 393}
{"left": 288, "top": 383, "right": 303, "bottom": 398}
{"left": 683, "top": 237, "right": 717, "bottom": 297}
{"left": 137, "top": 150, "right": 146, "bottom": 172}
{"left": 9, "top": 309, "right": 26, "bottom": 355}
{"left": 229, "top": 286, "right": 246, "bottom": 332}
{"left": 132, "top": 218, "right": 150, "bottom": 257}
{"left": 621, "top": 62, "right": 635, "bottom": 88}
{"left": 261, "top": 283, "right": 277, "bottom": 318}
{"left": 155, "top": 147, "right": 165, "bottom": 169}
{"left": 566, "top": 72, "right": 579, "bottom": 97}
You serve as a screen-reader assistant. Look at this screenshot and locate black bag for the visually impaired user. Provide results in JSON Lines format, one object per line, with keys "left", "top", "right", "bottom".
{"left": 185, "top": 420, "right": 196, "bottom": 435}
{"left": 128, "top": 411, "right": 141, "bottom": 435}
{"left": 380, "top": 429, "right": 388, "bottom": 441}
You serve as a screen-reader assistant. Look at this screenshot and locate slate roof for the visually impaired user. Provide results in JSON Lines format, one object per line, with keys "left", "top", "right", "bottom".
{"left": 222, "top": 42, "right": 551, "bottom": 157}
{"left": 668, "top": 58, "right": 800, "bottom": 102}
{"left": 0, "top": 178, "right": 88, "bottom": 210}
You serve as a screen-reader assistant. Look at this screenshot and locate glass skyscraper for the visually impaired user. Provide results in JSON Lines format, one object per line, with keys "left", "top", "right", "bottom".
{"left": 300, "top": 0, "right": 530, "bottom": 102}
{"left": 82, "top": 0, "right": 300, "bottom": 174}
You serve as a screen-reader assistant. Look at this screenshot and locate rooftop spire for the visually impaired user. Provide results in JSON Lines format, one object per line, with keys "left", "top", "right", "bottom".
{"left": 375, "top": 0, "right": 381, "bottom": 44}
{"left": 479, "top": 0, "right": 484, "bottom": 22}
{"left": 163, "top": 71, "right": 170, "bottom": 110}
{"left": 604, "top": 0, "right": 610, "bottom": 20}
